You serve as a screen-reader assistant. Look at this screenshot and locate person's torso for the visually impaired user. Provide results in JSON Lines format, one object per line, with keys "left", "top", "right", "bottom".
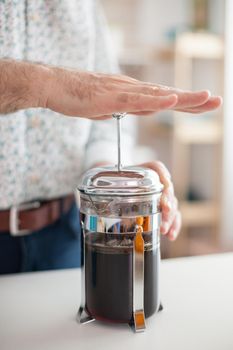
{"left": 0, "top": 0, "right": 100, "bottom": 208}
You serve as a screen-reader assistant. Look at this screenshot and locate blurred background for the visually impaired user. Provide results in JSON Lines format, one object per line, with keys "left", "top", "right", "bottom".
{"left": 101, "top": 0, "right": 233, "bottom": 258}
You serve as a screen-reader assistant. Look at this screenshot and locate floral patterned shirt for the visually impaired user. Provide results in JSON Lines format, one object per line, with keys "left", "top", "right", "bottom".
{"left": 0, "top": 0, "right": 134, "bottom": 209}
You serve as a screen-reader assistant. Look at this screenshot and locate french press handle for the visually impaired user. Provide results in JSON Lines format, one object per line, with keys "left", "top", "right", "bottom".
{"left": 132, "top": 222, "right": 146, "bottom": 332}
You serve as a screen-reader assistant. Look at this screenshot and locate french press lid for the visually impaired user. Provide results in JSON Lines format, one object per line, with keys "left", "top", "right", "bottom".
{"left": 78, "top": 165, "right": 163, "bottom": 196}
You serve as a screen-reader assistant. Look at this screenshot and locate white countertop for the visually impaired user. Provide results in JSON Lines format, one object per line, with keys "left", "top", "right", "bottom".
{"left": 0, "top": 253, "right": 233, "bottom": 350}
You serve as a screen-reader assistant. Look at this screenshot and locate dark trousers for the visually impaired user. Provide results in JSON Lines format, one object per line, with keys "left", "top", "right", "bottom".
{"left": 0, "top": 203, "right": 81, "bottom": 274}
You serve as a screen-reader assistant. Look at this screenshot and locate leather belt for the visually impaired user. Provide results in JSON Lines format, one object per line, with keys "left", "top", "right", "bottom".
{"left": 0, "top": 194, "right": 75, "bottom": 236}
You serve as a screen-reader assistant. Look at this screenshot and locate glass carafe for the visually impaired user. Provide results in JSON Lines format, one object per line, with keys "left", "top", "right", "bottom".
{"left": 77, "top": 165, "right": 163, "bottom": 332}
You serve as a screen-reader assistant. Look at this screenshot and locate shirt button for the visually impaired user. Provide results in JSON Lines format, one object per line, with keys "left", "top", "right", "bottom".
{"left": 29, "top": 174, "right": 40, "bottom": 184}
{"left": 29, "top": 13, "right": 40, "bottom": 22}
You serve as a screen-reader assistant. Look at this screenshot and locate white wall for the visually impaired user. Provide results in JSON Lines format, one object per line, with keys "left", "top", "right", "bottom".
{"left": 222, "top": 0, "right": 233, "bottom": 245}
{"left": 136, "top": 0, "right": 191, "bottom": 46}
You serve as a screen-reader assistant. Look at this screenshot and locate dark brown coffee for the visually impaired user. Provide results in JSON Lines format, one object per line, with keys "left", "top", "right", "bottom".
{"left": 84, "top": 232, "right": 160, "bottom": 323}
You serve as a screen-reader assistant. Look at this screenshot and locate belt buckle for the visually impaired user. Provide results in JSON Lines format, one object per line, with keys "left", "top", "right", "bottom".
{"left": 9, "top": 201, "right": 41, "bottom": 236}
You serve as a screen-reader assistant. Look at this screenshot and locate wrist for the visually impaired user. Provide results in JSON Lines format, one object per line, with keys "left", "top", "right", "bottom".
{"left": 29, "top": 63, "right": 54, "bottom": 109}
{"left": 38, "top": 65, "right": 65, "bottom": 112}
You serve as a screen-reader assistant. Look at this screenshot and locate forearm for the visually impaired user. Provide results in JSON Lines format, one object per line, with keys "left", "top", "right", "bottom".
{"left": 0, "top": 59, "right": 222, "bottom": 118}
{"left": 0, "top": 59, "right": 50, "bottom": 114}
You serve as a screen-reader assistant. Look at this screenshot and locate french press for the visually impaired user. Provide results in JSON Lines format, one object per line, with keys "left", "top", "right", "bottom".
{"left": 77, "top": 113, "right": 163, "bottom": 332}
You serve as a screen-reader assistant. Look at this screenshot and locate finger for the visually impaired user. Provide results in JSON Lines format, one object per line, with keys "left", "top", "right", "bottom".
{"left": 101, "top": 93, "right": 178, "bottom": 115}
{"left": 171, "top": 90, "right": 210, "bottom": 109}
{"left": 140, "top": 161, "right": 173, "bottom": 191}
{"left": 122, "top": 83, "right": 211, "bottom": 109}
{"left": 167, "top": 211, "right": 182, "bottom": 241}
{"left": 176, "top": 96, "right": 222, "bottom": 113}
{"left": 160, "top": 192, "right": 178, "bottom": 234}
{"left": 91, "top": 95, "right": 222, "bottom": 119}
{"left": 160, "top": 188, "right": 176, "bottom": 215}
{"left": 138, "top": 161, "right": 177, "bottom": 235}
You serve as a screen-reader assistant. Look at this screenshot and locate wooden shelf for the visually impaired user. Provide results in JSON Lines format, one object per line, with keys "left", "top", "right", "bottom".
{"left": 174, "top": 120, "right": 222, "bottom": 144}
{"left": 119, "top": 32, "right": 224, "bottom": 67}
{"left": 119, "top": 47, "right": 151, "bottom": 66}
{"left": 119, "top": 45, "right": 175, "bottom": 67}
{"left": 173, "top": 30, "right": 224, "bottom": 245}
{"left": 180, "top": 201, "right": 219, "bottom": 227}
{"left": 176, "top": 32, "right": 224, "bottom": 60}
{"left": 143, "top": 122, "right": 172, "bottom": 138}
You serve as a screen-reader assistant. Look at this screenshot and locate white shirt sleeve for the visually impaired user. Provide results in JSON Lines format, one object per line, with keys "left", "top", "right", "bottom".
{"left": 83, "top": 0, "right": 136, "bottom": 170}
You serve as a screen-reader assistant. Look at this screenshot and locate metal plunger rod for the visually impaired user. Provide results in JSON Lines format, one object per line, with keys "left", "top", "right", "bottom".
{"left": 117, "top": 116, "right": 122, "bottom": 171}
{"left": 112, "top": 112, "right": 126, "bottom": 171}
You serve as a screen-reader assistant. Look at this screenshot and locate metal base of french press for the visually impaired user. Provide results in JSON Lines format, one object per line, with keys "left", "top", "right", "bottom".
{"left": 129, "top": 303, "right": 163, "bottom": 333}
{"left": 77, "top": 306, "right": 95, "bottom": 324}
{"left": 130, "top": 310, "right": 146, "bottom": 333}
{"left": 77, "top": 304, "right": 163, "bottom": 331}
{"left": 158, "top": 303, "right": 163, "bottom": 312}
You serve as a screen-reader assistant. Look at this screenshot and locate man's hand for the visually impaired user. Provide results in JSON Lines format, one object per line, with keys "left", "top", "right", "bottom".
{"left": 139, "top": 161, "right": 181, "bottom": 241}
{"left": 46, "top": 67, "right": 222, "bottom": 119}
{"left": 0, "top": 59, "right": 222, "bottom": 117}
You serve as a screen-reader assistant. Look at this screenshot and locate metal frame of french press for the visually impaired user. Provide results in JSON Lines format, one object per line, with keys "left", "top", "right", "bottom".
{"left": 77, "top": 222, "right": 147, "bottom": 332}
{"left": 77, "top": 113, "right": 162, "bottom": 332}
